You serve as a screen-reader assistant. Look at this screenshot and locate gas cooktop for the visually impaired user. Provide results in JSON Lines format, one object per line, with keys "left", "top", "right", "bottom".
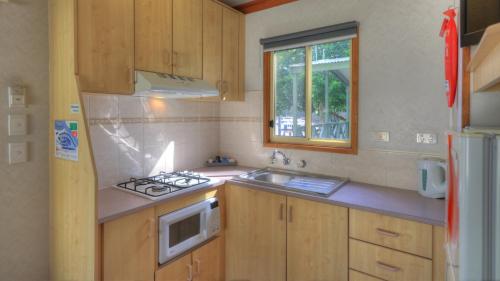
{"left": 114, "top": 171, "right": 213, "bottom": 200}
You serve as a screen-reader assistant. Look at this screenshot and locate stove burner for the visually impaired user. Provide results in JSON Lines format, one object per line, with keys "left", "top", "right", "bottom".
{"left": 115, "top": 171, "right": 211, "bottom": 199}
{"left": 151, "top": 186, "right": 168, "bottom": 192}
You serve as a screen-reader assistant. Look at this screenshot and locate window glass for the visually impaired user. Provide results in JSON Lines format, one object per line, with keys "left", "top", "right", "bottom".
{"left": 311, "top": 40, "right": 351, "bottom": 141}
{"left": 273, "top": 48, "right": 306, "bottom": 138}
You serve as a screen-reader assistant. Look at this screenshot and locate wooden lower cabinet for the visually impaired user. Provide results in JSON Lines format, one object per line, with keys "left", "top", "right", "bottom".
{"left": 193, "top": 237, "right": 224, "bottom": 281}
{"left": 156, "top": 237, "right": 224, "bottom": 281}
{"left": 350, "top": 239, "right": 432, "bottom": 281}
{"left": 156, "top": 254, "right": 193, "bottom": 281}
{"left": 349, "top": 270, "right": 384, "bottom": 281}
{"left": 225, "top": 185, "right": 287, "bottom": 281}
{"left": 102, "top": 208, "right": 156, "bottom": 281}
{"left": 287, "top": 197, "right": 348, "bottom": 281}
{"left": 225, "top": 185, "right": 348, "bottom": 281}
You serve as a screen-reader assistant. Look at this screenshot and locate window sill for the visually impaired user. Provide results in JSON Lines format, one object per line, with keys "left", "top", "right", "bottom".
{"left": 263, "top": 141, "right": 357, "bottom": 155}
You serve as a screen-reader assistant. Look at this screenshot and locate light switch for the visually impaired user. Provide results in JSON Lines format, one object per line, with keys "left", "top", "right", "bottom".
{"left": 8, "top": 142, "right": 28, "bottom": 164}
{"left": 8, "top": 114, "right": 27, "bottom": 136}
{"left": 8, "top": 86, "right": 26, "bottom": 108}
{"left": 374, "top": 131, "right": 390, "bottom": 142}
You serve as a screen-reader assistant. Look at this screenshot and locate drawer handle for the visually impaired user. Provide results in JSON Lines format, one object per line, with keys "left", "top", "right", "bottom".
{"left": 376, "top": 261, "right": 401, "bottom": 272}
{"left": 376, "top": 228, "right": 400, "bottom": 237}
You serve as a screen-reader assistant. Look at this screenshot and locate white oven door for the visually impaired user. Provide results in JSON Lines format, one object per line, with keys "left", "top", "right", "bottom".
{"left": 158, "top": 201, "right": 209, "bottom": 264}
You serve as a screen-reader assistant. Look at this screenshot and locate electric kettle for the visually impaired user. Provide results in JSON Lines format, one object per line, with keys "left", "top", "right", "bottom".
{"left": 417, "top": 158, "right": 447, "bottom": 199}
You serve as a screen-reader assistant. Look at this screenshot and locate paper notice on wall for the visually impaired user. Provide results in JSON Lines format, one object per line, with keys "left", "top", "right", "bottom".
{"left": 55, "top": 120, "right": 79, "bottom": 161}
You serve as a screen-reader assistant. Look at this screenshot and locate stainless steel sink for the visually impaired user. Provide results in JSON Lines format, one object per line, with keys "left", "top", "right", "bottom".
{"left": 237, "top": 168, "right": 349, "bottom": 197}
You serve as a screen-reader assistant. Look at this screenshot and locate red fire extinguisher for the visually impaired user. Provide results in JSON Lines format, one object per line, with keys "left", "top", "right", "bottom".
{"left": 440, "top": 8, "right": 458, "bottom": 108}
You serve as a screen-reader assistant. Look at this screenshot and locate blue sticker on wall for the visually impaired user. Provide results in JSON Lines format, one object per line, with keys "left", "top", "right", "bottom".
{"left": 55, "top": 120, "right": 79, "bottom": 161}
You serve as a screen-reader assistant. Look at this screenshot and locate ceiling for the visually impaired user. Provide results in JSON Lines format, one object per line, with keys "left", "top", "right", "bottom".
{"left": 222, "top": 0, "right": 252, "bottom": 6}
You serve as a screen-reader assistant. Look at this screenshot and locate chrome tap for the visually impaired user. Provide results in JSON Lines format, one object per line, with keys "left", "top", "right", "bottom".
{"left": 270, "top": 150, "right": 291, "bottom": 165}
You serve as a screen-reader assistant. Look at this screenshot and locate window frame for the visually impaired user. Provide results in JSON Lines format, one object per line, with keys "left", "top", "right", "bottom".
{"left": 263, "top": 35, "right": 359, "bottom": 154}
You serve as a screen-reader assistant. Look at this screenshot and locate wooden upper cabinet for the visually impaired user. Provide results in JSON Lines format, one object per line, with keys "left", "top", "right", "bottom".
{"left": 102, "top": 208, "right": 155, "bottom": 281}
{"left": 287, "top": 197, "right": 348, "bottom": 281}
{"left": 202, "top": 0, "right": 223, "bottom": 89}
{"left": 173, "top": 0, "right": 203, "bottom": 78}
{"left": 225, "top": 185, "right": 286, "bottom": 281}
{"left": 192, "top": 237, "right": 224, "bottom": 281}
{"left": 135, "top": 0, "right": 173, "bottom": 74}
{"left": 77, "top": 0, "right": 134, "bottom": 94}
{"left": 222, "top": 8, "right": 245, "bottom": 101}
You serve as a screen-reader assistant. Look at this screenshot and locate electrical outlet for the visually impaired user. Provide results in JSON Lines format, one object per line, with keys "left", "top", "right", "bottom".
{"left": 8, "top": 142, "right": 28, "bottom": 164}
{"left": 374, "top": 131, "right": 390, "bottom": 142}
{"left": 416, "top": 133, "right": 437, "bottom": 144}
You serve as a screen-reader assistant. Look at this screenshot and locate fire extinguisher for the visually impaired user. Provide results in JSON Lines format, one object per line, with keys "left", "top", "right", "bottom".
{"left": 440, "top": 8, "right": 458, "bottom": 108}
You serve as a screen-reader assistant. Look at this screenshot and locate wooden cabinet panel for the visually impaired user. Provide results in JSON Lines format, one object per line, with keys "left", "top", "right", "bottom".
{"left": 103, "top": 208, "right": 155, "bottom": 281}
{"left": 349, "top": 270, "right": 384, "bottom": 281}
{"left": 350, "top": 239, "right": 432, "bottom": 281}
{"left": 156, "top": 254, "right": 193, "bottom": 281}
{"left": 287, "top": 197, "right": 348, "bottom": 281}
{"left": 433, "top": 226, "right": 446, "bottom": 281}
{"left": 349, "top": 209, "right": 433, "bottom": 258}
{"left": 77, "top": 0, "right": 134, "bottom": 94}
{"left": 135, "top": 0, "right": 173, "bottom": 74}
{"left": 225, "top": 185, "right": 286, "bottom": 281}
{"left": 221, "top": 8, "right": 243, "bottom": 101}
{"left": 192, "top": 237, "right": 224, "bottom": 281}
{"left": 202, "top": 0, "right": 222, "bottom": 89}
{"left": 173, "top": 0, "right": 203, "bottom": 78}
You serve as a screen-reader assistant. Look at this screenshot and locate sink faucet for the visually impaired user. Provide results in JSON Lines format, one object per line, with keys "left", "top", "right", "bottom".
{"left": 270, "top": 150, "right": 291, "bottom": 166}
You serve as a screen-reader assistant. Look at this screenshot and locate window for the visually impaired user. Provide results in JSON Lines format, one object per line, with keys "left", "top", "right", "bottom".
{"left": 262, "top": 23, "right": 358, "bottom": 154}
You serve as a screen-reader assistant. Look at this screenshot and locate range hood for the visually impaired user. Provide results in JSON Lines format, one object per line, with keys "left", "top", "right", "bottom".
{"left": 134, "top": 71, "right": 219, "bottom": 99}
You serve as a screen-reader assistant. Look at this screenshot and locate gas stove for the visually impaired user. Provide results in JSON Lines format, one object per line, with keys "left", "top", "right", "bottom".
{"left": 114, "top": 171, "right": 214, "bottom": 200}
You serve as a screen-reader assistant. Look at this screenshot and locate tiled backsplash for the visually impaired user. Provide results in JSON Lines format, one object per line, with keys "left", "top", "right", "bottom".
{"left": 83, "top": 95, "right": 220, "bottom": 189}
{"left": 219, "top": 92, "right": 446, "bottom": 191}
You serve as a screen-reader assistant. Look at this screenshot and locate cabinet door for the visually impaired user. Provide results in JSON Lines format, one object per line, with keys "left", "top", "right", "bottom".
{"left": 103, "top": 208, "right": 155, "bottom": 281}
{"left": 135, "top": 0, "right": 173, "bottom": 74}
{"left": 202, "top": 0, "right": 222, "bottom": 90}
{"left": 221, "top": 8, "right": 244, "bottom": 101}
{"left": 173, "top": 0, "right": 203, "bottom": 78}
{"left": 156, "top": 254, "right": 192, "bottom": 281}
{"left": 287, "top": 197, "right": 348, "bottom": 281}
{"left": 192, "top": 237, "right": 224, "bottom": 281}
{"left": 77, "top": 0, "right": 134, "bottom": 94}
{"left": 225, "top": 185, "right": 286, "bottom": 281}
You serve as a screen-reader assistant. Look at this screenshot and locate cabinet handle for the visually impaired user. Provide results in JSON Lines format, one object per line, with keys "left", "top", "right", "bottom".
{"left": 163, "top": 49, "right": 171, "bottom": 68}
{"left": 147, "top": 218, "right": 155, "bottom": 238}
{"left": 187, "top": 264, "right": 193, "bottom": 281}
{"left": 194, "top": 259, "right": 201, "bottom": 276}
{"left": 216, "top": 80, "right": 221, "bottom": 91}
{"left": 172, "top": 51, "right": 178, "bottom": 68}
{"left": 376, "top": 228, "right": 400, "bottom": 238}
{"left": 279, "top": 203, "right": 284, "bottom": 221}
{"left": 288, "top": 206, "right": 293, "bottom": 223}
{"left": 376, "top": 261, "right": 401, "bottom": 272}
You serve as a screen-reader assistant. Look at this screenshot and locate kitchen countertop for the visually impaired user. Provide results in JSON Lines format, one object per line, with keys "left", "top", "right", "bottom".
{"left": 98, "top": 166, "right": 255, "bottom": 223}
{"left": 98, "top": 166, "right": 445, "bottom": 226}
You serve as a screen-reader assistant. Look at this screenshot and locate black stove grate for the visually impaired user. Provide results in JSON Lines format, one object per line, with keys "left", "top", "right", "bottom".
{"left": 116, "top": 171, "right": 210, "bottom": 198}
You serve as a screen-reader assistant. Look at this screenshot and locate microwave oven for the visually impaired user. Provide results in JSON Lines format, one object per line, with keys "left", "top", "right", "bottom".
{"left": 158, "top": 197, "right": 221, "bottom": 264}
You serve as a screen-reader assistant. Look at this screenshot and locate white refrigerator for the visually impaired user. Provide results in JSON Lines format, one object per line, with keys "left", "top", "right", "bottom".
{"left": 452, "top": 128, "right": 500, "bottom": 281}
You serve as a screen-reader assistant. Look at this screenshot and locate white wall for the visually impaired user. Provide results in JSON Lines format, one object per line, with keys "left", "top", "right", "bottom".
{"left": 0, "top": 0, "right": 49, "bottom": 280}
{"left": 220, "top": 0, "right": 450, "bottom": 190}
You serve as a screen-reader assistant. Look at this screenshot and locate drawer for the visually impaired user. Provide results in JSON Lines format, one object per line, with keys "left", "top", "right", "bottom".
{"left": 349, "top": 239, "right": 432, "bottom": 281}
{"left": 349, "top": 209, "right": 433, "bottom": 258}
{"left": 350, "top": 270, "right": 384, "bottom": 281}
